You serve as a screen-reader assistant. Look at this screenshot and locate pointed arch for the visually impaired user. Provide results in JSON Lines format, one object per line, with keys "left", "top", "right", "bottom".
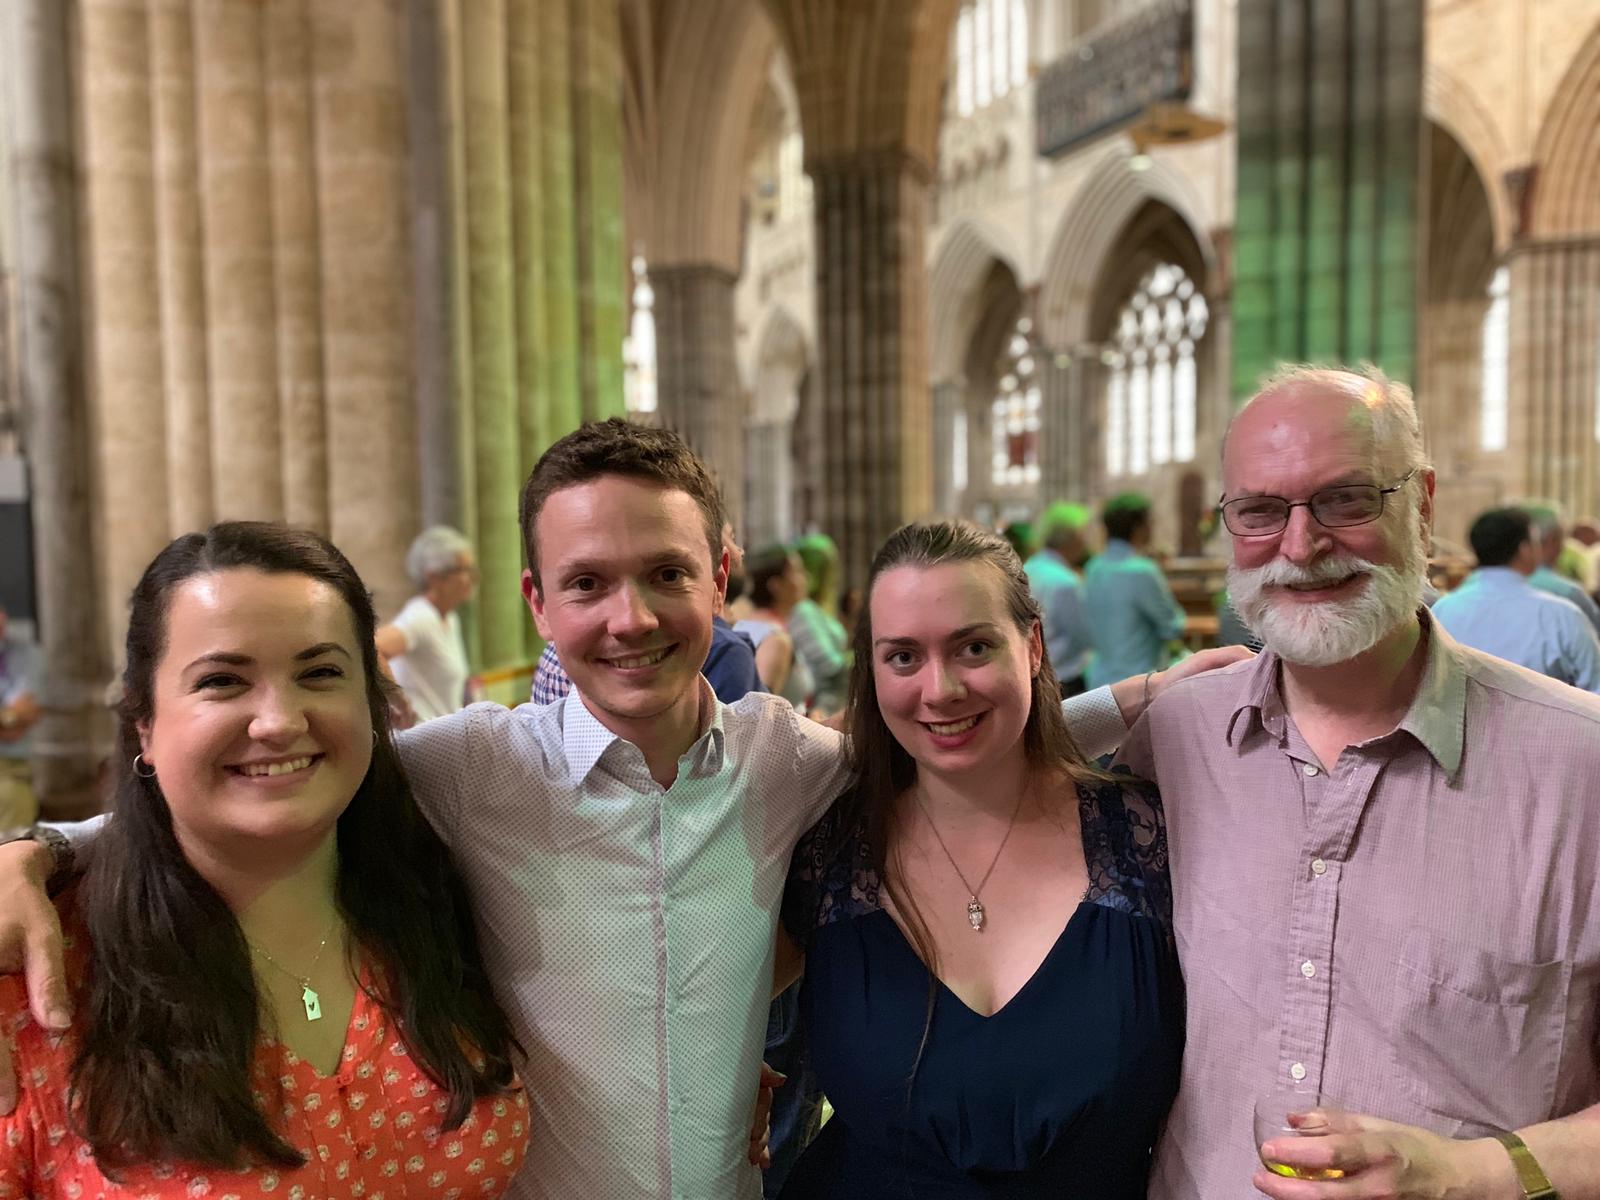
{"left": 1531, "top": 22, "right": 1600, "bottom": 236}
{"left": 1424, "top": 63, "right": 1512, "bottom": 251}
{"left": 1036, "top": 147, "right": 1215, "bottom": 351}
{"left": 751, "top": 303, "right": 811, "bottom": 424}
{"left": 928, "top": 217, "right": 1025, "bottom": 383}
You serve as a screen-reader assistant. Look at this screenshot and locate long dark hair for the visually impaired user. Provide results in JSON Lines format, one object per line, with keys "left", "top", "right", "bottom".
{"left": 839, "top": 520, "right": 1101, "bottom": 1057}
{"left": 72, "top": 522, "right": 519, "bottom": 1172}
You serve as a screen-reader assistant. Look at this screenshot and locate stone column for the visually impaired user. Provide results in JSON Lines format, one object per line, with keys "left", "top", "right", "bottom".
{"left": 571, "top": 0, "right": 626, "bottom": 419}
{"left": 5, "top": 0, "right": 109, "bottom": 814}
{"left": 79, "top": 0, "right": 171, "bottom": 647}
{"left": 406, "top": 0, "right": 459, "bottom": 534}
{"left": 931, "top": 381, "right": 962, "bottom": 516}
{"left": 652, "top": 263, "right": 745, "bottom": 524}
{"left": 311, "top": 0, "right": 417, "bottom": 619}
{"left": 744, "top": 419, "right": 794, "bottom": 547}
{"left": 536, "top": 0, "right": 582, "bottom": 434}
{"left": 193, "top": 0, "right": 284, "bottom": 519}
{"left": 148, "top": 0, "right": 213, "bottom": 534}
{"left": 1039, "top": 351, "right": 1103, "bottom": 504}
{"left": 264, "top": 0, "right": 329, "bottom": 534}
{"left": 1231, "top": 0, "right": 1423, "bottom": 396}
{"left": 459, "top": 0, "right": 527, "bottom": 668}
{"left": 809, "top": 152, "right": 934, "bottom": 585}
{"left": 1507, "top": 239, "right": 1600, "bottom": 519}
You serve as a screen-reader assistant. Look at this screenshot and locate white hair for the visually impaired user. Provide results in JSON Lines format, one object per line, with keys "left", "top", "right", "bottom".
{"left": 1227, "top": 363, "right": 1432, "bottom": 483}
{"left": 405, "top": 525, "right": 473, "bottom": 587}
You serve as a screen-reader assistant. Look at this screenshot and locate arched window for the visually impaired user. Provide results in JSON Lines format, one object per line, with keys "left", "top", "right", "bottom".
{"left": 991, "top": 317, "right": 1041, "bottom": 487}
{"left": 777, "top": 130, "right": 811, "bottom": 224}
{"left": 952, "top": 0, "right": 1029, "bottom": 118}
{"left": 1479, "top": 266, "right": 1509, "bottom": 452}
{"left": 622, "top": 255, "right": 657, "bottom": 415}
{"left": 1103, "top": 264, "right": 1208, "bottom": 479}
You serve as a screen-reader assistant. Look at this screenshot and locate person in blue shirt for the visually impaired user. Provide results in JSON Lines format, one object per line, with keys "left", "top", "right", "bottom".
{"left": 1023, "top": 503, "right": 1093, "bottom": 694}
{"left": 1523, "top": 503, "right": 1600, "bottom": 637}
{"left": 1431, "top": 507, "right": 1600, "bottom": 692}
{"left": 1082, "top": 493, "right": 1187, "bottom": 689}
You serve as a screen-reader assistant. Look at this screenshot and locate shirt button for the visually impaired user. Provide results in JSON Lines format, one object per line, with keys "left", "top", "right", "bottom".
{"left": 1289, "top": 1062, "right": 1307, "bottom": 1081}
{"left": 1311, "top": 858, "right": 1327, "bottom": 876}
{"left": 1301, "top": 763, "right": 1319, "bottom": 777}
{"left": 1301, "top": 960, "right": 1317, "bottom": 979}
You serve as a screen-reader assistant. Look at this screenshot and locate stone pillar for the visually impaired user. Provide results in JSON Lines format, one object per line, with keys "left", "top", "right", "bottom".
{"left": 653, "top": 264, "right": 745, "bottom": 524}
{"left": 406, "top": 0, "right": 459, "bottom": 534}
{"left": 1231, "top": 0, "right": 1423, "bottom": 396}
{"left": 1507, "top": 240, "right": 1600, "bottom": 519}
{"left": 571, "top": 0, "right": 626, "bottom": 419}
{"left": 264, "top": 0, "right": 329, "bottom": 534}
{"left": 744, "top": 418, "right": 794, "bottom": 547}
{"left": 931, "top": 381, "right": 962, "bottom": 515}
{"left": 79, "top": 0, "right": 171, "bottom": 647}
{"left": 459, "top": 0, "right": 527, "bottom": 668}
{"left": 311, "top": 0, "right": 417, "bottom": 619}
{"left": 148, "top": 0, "right": 213, "bottom": 534}
{"left": 809, "top": 152, "right": 935, "bottom": 585}
{"left": 536, "top": 0, "right": 582, "bottom": 435}
{"left": 194, "top": 0, "right": 284, "bottom": 519}
{"left": 5, "top": 0, "right": 109, "bottom": 813}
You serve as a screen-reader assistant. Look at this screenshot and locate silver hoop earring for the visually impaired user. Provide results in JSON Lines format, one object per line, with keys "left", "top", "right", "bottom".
{"left": 133, "top": 753, "right": 156, "bottom": 779}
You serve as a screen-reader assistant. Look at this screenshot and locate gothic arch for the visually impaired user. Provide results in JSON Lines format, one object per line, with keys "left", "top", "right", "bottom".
{"left": 1037, "top": 147, "right": 1215, "bottom": 351}
{"left": 1531, "top": 21, "right": 1600, "bottom": 236}
{"left": 751, "top": 303, "right": 811, "bottom": 424}
{"left": 623, "top": 0, "right": 778, "bottom": 270}
{"left": 1424, "top": 64, "right": 1513, "bottom": 251}
{"left": 928, "top": 217, "right": 1025, "bottom": 383}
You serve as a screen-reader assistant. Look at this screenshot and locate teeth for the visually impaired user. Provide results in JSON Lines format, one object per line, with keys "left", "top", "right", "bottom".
{"left": 927, "top": 716, "right": 980, "bottom": 736}
{"left": 608, "top": 648, "right": 669, "bottom": 669}
{"left": 239, "top": 756, "right": 314, "bottom": 778}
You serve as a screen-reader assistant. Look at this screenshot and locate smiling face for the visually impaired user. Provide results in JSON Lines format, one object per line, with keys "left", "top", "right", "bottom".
{"left": 524, "top": 474, "right": 726, "bottom": 741}
{"left": 868, "top": 561, "right": 1042, "bottom": 781}
{"left": 138, "top": 569, "right": 374, "bottom": 859}
{"left": 1222, "top": 379, "right": 1433, "bottom": 666}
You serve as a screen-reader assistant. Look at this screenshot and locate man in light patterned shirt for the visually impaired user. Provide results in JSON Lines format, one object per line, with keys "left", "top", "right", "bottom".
{"left": 0, "top": 421, "right": 1238, "bottom": 1199}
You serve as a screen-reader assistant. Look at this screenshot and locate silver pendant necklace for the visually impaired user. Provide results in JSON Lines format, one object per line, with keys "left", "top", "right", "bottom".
{"left": 914, "top": 786, "right": 1027, "bottom": 932}
{"left": 248, "top": 919, "right": 338, "bottom": 1022}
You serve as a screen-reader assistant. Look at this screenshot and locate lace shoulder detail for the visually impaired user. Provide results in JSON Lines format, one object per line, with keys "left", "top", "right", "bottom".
{"left": 1078, "top": 766, "right": 1172, "bottom": 925}
{"left": 780, "top": 790, "right": 884, "bottom": 942}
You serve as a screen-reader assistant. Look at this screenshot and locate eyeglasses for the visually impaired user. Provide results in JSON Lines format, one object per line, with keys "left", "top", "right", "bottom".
{"left": 1218, "top": 470, "right": 1417, "bottom": 537}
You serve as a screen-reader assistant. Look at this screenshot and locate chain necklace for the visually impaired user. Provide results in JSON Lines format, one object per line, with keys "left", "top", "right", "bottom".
{"left": 247, "top": 918, "right": 339, "bottom": 1022}
{"left": 913, "top": 785, "right": 1028, "bottom": 932}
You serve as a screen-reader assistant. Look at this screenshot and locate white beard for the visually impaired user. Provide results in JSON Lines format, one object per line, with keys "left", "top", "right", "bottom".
{"left": 1227, "top": 534, "right": 1426, "bottom": 667}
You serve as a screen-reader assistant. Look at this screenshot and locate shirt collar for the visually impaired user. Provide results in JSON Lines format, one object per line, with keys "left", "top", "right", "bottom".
{"left": 1470, "top": 566, "right": 1529, "bottom": 587}
{"left": 1224, "top": 608, "right": 1466, "bottom": 778}
{"left": 1101, "top": 539, "right": 1135, "bottom": 560}
{"left": 559, "top": 677, "right": 725, "bottom": 787}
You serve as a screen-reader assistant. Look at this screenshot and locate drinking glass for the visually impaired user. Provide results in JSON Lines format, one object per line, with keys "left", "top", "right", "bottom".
{"left": 1253, "top": 1091, "right": 1345, "bottom": 1181}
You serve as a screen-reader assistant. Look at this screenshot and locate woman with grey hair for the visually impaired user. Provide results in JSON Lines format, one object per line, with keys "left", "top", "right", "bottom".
{"left": 375, "top": 526, "right": 477, "bottom": 722}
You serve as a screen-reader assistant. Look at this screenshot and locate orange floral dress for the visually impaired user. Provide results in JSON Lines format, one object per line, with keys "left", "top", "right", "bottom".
{"left": 0, "top": 922, "right": 530, "bottom": 1199}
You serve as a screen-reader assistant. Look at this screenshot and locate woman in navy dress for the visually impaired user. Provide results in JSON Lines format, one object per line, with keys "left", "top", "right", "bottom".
{"left": 777, "top": 519, "right": 1183, "bottom": 1198}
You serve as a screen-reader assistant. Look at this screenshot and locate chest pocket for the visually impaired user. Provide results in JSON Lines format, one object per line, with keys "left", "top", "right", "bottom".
{"left": 1390, "top": 929, "right": 1569, "bottom": 1135}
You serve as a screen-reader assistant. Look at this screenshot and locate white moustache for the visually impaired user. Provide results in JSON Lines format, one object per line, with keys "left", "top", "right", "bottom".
{"left": 1238, "top": 555, "right": 1374, "bottom": 590}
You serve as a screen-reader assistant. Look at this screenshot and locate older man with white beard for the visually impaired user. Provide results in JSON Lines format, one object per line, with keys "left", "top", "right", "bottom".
{"left": 1119, "top": 365, "right": 1600, "bottom": 1200}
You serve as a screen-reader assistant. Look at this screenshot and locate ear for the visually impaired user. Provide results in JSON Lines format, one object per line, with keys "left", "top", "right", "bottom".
{"left": 713, "top": 547, "right": 730, "bottom": 605}
{"left": 136, "top": 720, "right": 154, "bottom": 766}
{"left": 522, "top": 569, "right": 554, "bottom": 641}
{"left": 1418, "top": 468, "right": 1437, "bottom": 545}
{"left": 1028, "top": 618, "right": 1044, "bottom": 677}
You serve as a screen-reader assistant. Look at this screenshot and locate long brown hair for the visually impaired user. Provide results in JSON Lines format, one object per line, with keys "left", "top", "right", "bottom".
{"left": 73, "top": 522, "right": 520, "bottom": 1173}
{"left": 839, "top": 520, "right": 1101, "bottom": 1059}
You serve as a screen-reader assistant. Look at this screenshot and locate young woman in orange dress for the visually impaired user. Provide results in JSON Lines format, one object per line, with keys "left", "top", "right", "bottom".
{"left": 0, "top": 523, "right": 527, "bottom": 1199}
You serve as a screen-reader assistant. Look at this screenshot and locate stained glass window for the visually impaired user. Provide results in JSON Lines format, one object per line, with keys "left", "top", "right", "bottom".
{"left": 1104, "top": 264, "right": 1208, "bottom": 478}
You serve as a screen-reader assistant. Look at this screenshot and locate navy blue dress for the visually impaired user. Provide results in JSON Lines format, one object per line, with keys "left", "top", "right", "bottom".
{"left": 778, "top": 774, "right": 1184, "bottom": 1199}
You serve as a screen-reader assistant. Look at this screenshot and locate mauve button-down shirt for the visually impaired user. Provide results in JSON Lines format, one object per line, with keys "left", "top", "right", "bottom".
{"left": 1118, "top": 612, "right": 1600, "bottom": 1200}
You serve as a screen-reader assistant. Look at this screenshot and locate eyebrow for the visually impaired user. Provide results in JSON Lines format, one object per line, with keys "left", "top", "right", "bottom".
{"left": 873, "top": 623, "right": 1002, "bottom": 650}
{"left": 183, "top": 643, "right": 352, "bottom": 672}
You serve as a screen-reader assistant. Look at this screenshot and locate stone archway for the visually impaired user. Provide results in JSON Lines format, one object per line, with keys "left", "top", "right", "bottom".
{"left": 1419, "top": 121, "right": 1500, "bottom": 545}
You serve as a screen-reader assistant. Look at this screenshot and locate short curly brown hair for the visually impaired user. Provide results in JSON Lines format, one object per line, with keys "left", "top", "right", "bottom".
{"left": 518, "top": 418, "right": 725, "bottom": 592}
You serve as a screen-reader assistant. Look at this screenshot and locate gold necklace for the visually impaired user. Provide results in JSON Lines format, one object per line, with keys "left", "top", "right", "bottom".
{"left": 247, "top": 918, "right": 339, "bottom": 1022}
{"left": 913, "top": 786, "right": 1028, "bottom": 932}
